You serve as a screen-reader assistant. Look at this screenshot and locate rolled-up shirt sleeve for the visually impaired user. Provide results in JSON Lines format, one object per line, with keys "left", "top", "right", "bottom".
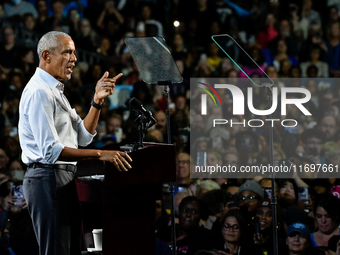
{"left": 77, "top": 120, "right": 96, "bottom": 147}
{"left": 26, "top": 89, "right": 64, "bottom": 164}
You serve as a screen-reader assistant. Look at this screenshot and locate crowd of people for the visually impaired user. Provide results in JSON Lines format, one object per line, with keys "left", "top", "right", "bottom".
{"left": 0, "top": 0, "right": 340, "bottom": 254}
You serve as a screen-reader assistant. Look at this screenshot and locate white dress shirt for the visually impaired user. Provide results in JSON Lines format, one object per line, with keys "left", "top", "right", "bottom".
{"left": 19, "top": 67, "right": 96, "bottom": 165}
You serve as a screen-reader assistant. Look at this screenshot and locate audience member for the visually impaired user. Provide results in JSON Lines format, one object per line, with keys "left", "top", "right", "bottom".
{"left": 156, "top": 196, "right": 218, "bottom": 254}
{"left": 214, "top": 209, "right": 263, "bottom": 255}
{"left": 310, "top": 194, "right": 340, "bottom": 252}
{"left": 176, "top": 152, "right": 192, "bottom": 187}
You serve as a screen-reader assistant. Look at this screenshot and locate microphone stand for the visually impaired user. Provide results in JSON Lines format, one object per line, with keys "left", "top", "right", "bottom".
{"left": 158, "top": 80, "right": 176, "bottom": 255}
{"left": 128, "top": 110, "right": 153, "bottom": 151}
{"left": 265, "top": 84, "right": 278, "bottom": 255}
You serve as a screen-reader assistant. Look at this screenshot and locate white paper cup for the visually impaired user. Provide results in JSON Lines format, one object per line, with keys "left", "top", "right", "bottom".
{"left": 92, "top": 229, "right": 102, "bottom": 250}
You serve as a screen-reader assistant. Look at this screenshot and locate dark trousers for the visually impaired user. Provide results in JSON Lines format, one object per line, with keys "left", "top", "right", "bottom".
{"left": 23, "top": 166, "right": 82, "bottom": 255}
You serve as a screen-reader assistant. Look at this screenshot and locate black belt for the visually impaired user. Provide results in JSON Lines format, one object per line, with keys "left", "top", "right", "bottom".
{"left": 28, "top": 162, "right": 77, "bottom": 173}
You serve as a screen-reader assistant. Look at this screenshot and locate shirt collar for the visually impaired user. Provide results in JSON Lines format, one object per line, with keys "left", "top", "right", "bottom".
{"left": 35, "top": 67, "right": 61, "bottom": 91}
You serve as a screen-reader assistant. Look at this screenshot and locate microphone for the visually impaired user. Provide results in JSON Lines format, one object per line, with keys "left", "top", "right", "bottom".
{"left": 124, "top": 98, "right": 133, "bottom": 110}
{"left": 125, "top": 97, "right": 157, "bottom": 125}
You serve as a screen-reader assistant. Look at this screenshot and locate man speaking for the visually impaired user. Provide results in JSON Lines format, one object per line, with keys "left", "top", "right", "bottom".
{"left": 18, "top": 31, "right": 132, "bottom": 255}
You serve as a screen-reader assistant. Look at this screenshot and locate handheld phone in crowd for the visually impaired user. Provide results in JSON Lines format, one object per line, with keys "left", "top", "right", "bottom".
{"left": 264, "top": 188, "right": 273, "bottom": 199}
{"left": 298, "top": 187, "right": 309, "bottom": 213}
{"left": 13, "top": 184, "right": 24, "bottom": 206}
{"left": 254, "top": 216, "right": 261, "bottom": 240}
{"left": 298, "top": 187, "right": 309, "bottom": 201}
{"left": 177, "top": 186, "right": 187, "bottom": 193}
{"left": 227, "top": 194, "right": 238, "bottom": 208}
{"left": 196, "top": 151, "right": 207, "bottom": 166}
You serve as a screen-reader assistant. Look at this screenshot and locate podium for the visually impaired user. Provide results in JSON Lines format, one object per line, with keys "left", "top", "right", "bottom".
{"left": 76, "top": 142, "right": 176, "bottom": 254}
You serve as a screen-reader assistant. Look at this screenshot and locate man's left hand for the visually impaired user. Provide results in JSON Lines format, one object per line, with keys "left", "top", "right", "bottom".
{"left": 94, "top": 71, "right": 123, "bottom": 104}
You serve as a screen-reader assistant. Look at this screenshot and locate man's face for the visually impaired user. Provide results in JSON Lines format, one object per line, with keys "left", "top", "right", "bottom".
{"left": 319, "top": 116, "right": 336, "bottom": 140}
{"left": 304, "top": 137, "right": 322, "bottom": 155}
{"left": 48, "top": 37, "right": 77, "bottom": 81}
{"left": 286, "top": 233, "right": 309, "bottom": 253}
{"left": 178, "top": 201, "right": 200, "bottom": 232}
{"left": 106, "top": 117, "right": 121, "bottom": 134}
{"left": 238, "top": 190, "right": 260, "bottom": 213}
{"left": 154, "top": 112, "right": 166, "bottom": 133}
{"left": 4, "top": 27, "right": 15, "bottom": 44}
{"left": 176, "top": 153, "right": 190, "bottom": 180}
{"left": 175, "top": 96, "right": 186, "bottom": 111}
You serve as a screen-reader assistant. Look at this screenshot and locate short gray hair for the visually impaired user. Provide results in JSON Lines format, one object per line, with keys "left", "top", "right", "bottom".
{"left": 37, "top": 31, "right": 71, "bottom": 60}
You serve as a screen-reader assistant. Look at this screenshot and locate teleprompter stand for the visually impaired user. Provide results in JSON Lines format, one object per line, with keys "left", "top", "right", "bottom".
{"left": 125, "top": 36, "right": 183, "bottom": 255}
{"left": 212, "top": 34, "right": 278, "bottom": 255}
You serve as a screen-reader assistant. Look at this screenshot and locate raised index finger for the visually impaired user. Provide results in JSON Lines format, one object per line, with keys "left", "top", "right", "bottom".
{"left": 113, "top": 73, "right": 123, "bottom": 82}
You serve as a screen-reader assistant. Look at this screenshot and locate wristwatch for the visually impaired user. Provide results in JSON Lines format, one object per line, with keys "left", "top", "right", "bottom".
{"left": 91, "top": 100, "right": 104, "bottom": 110}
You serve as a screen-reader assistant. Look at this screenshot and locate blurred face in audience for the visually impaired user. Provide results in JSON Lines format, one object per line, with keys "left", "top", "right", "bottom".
{"left": 176, "top": 153, "right": 190, "bottom": 181}
{"left": 238, "top": 190, "right": 260, "bottom": 213}
{"left": 196, "top": 141, "right": 207, "bottom": 152}
{"left": 280, "top": 20, "right": 290, "bottom": 35}
{"left": 207, "top": 152, "right": 221, "bottom": 166}
{"left": 175, "top": 96, "right": 186, "bottom": 111}
{"left": 69, "top": 9, "right": 80, "bottom": 24}
{"left": 256, "top": 206, "right": 272, "bottom": 231}
{"left": 222, "top": 216, "right": 240, "bottom": 243}
{"left": 154, "top": 111, "right": 167, "bottom": 133}
{"left": 286, "top": 232, "right": 309, "bottom": 253}
{"left": 304, "top": 136, "right": 322, "bottom": 155}
{"left": 80, "top": 19, "right": 91, "bottom": 37}
{"left": 179, "top": 200, "right": 200, "bottom": 232}
{"left": 315, "top": 206, "right": 336, "bottom": 234}
{"left": 329, "top": 7, "right": 339, "bottom": 22}
{"left": 279, "top": 181, "right": 295, "bottom": 200}
{"left": 319, "top": 116, "right": 336, "bottom": 140}
{"left": 192, "top": 115, "right": 204, "bottom": 133}
{"left": 141, "top": 5, "right": 151, "bottom": 21}
{"left": 330, "top": 21, "right": 340, "bottom": 38}
{"left": 106, "top": 117, "right": 121, "bottom": 134}
{"left": 24, "top": 15, "right": 35, "bottom": 30}
{"left": 52, "top": 1, "right": 64, "bottom": 17}
{"left": 4, "top": 27, "right": 15, "bottom": 45}
{"left": 266, "top": 66, "right": 277, "bottom": 78}
{"left": 277, "top": 40, "right": 287, "bottom": 54}
{"left": 0, "top": 149, "right": 9, "bottom": 170}
{"left": 331, "top": 105, "right": 339, "bottom": 119}
{"left": 223, "top": 153, "right": 238, "bottom": 169}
